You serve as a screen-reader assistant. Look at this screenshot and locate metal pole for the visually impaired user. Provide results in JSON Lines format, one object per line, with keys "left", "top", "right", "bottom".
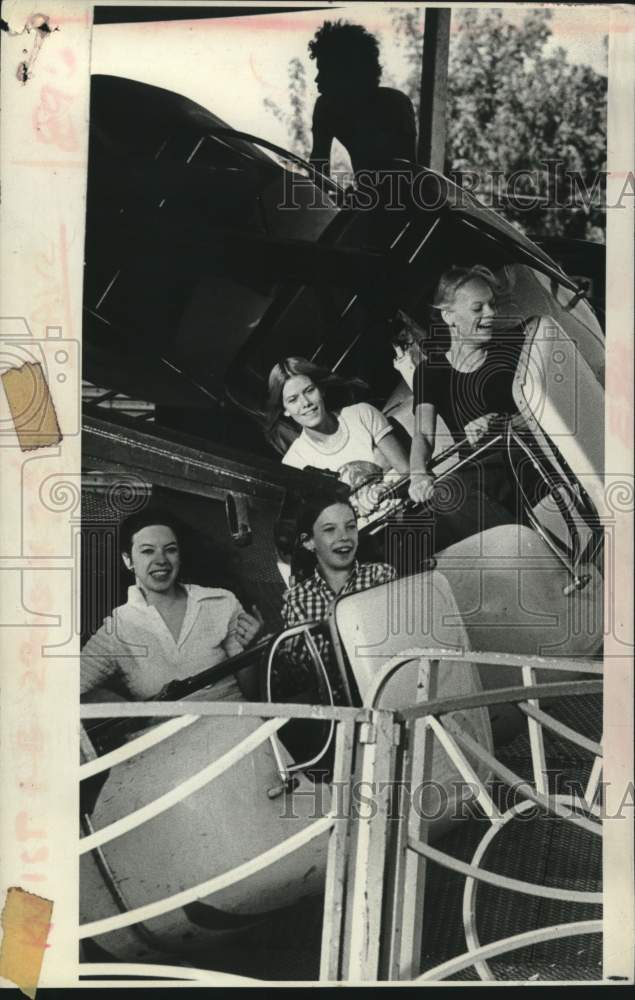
{"left": 382, "top": 659, "right": 440, "bottom": 979}
{"left": 319, "top": 719, "right": 357, "bottom": 981}
{"left": 340, "top": 711, "right": 399, "bottom": 981}
{"left": 417, "top": 8, "right": 451, "bottom": 171}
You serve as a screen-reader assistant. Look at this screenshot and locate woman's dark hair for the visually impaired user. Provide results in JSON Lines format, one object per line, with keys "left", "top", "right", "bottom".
{"left": 266, "top": 356, "right": 366, "bottom": 452}
{"left": 291, "top": 496, "right": 357, "bottom": 582}
{"left": 309, "top": 20, "right": 382, "bottom": 89}
{"left": 387, "top": 309, "right": 428, "bottom": 350}
{"left": 119, "top": 506, "right": 186, "bottom": 557}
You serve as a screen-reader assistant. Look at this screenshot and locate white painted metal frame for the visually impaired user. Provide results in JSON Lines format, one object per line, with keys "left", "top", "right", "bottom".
{"left": 374, "top": 646, "right": 604, "bottom": 982}
{"left": 80, "top": 698, "right": 372, "bottom": 981}
{"left": 79, "top": 643, "right": 607, "bottom": 983}
{"left": 383, "top": 657, "right": 441, "bottom": 981}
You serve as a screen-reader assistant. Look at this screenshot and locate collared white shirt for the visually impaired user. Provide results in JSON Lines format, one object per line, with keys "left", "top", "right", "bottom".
{"left": 81, "top": 584, "right": 244, "bottom": 701}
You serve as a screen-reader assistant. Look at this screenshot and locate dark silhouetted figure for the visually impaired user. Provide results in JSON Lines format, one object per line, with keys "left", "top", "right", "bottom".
{"left": 308, "top": 20, "right": 417, "bottom": 180}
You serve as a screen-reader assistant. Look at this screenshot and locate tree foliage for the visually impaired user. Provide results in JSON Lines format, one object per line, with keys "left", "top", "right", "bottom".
{"left": 263, "top": 8, "right": 607, "bottom": 239}
{"left": 264, "top": 57, "right": 312, "bottom": 160}
{"left": 393, "top": 7, "right": 607, "bottom": 239}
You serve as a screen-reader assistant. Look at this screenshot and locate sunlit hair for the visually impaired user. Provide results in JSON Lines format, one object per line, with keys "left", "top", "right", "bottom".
{"left": 292, "top": 496, "right": 357, "bottom": 582}
{"left": 432, "top": 266, "right": 503, "bottom": 312}
{"left": 266, "top": 356, "right": 366, "bottom": 440}
{"left": 308, "top": 20, "right": 382, "bottom": 89}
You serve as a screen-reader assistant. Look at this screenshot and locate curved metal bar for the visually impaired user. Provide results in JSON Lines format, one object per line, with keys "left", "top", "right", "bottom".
{"left": 369, "top": 649, "right": 601, "bottom": 712}
{"left": 415, "top": 919, "right": 602, "bottom": 982}
{"left": 79, "top": 717, "right": 287, "bottom": 855}
{"left": 442, "top": 720, "right": 602, "bottom": 835}
{"left": 368, "top": 650, "right": 453, "bottom": 710}
{"left": 80, "top": 700, "right": 367, "bottom": 722}
{"left": 399, "top": 679, "right": 602, "bottom": 723}
{"left": 462, "top": 795, "right": 602, "bottom": 980}
{"left": 203, "top": 126, "right": 347, "bottom": 197}
{"left": 79, "top": 812, "right": 335, "bottom": 939}
{"left": 367, "top": 651, "right": 601, "bottom": 733}
{"left": 79, "top": 963, "right": 262, "bottom": 984}
{"left": 265, "top": 621, "right": 337, "bottom": 781}
{"left": 518, "top": 702, "right": 603, "bottom": 756}
{"left": 80, "top": 715, "right": 199, "bottom": 780}
{"left": 409, "top": 834, "right": 602, "bottom": 904}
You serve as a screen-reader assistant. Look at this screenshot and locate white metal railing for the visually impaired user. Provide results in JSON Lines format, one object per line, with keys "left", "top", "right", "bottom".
{"left": 374, "top": 648, "right": 603, "bottom": 982}
{"left": 415, "top": 921, "right": 603, "bottom": 982}
{"left": 79, "top": 649, "right": 604, "bottom": 983}
{"left": 80, "top": 717, "right": 287, "bottom": 854}
{"left": 79, "top": 698, "right": 368, "bottom": 977}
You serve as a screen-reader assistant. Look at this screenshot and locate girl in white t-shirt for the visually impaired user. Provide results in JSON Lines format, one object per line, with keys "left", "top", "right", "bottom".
{"left": 267, "top": 357, "right": 409, "bottom": 514}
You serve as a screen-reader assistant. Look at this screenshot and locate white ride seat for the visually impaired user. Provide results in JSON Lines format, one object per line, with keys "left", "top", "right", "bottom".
{"left": 512, "top": 313, "right": 604, "bottom": 516}
{"left": 330, "top": 570, "right": 493, "bottom": 829}
{"left": 434, "top": 524, "right": 603, "bottom": 681}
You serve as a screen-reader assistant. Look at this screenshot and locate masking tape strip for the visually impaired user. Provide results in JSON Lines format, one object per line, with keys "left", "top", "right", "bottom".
{"left": 1, "top": 362, "right": 62, "bottom": 450}
{"left": 0, "top": 887, "right": 53, "bottom": 998}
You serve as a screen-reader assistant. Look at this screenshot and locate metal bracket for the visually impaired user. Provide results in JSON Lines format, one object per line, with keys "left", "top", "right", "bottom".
{"left": 359, "top": 722, "right": 376, "bottom": 745}
{"left": 359, "top": 721, "right": 403, "bottom": 747}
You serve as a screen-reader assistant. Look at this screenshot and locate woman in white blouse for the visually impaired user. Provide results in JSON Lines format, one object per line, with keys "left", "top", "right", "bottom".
{"left": 267, "top": 356, "right": 409, "bottom": 482}
{"left": 80, "top": 508, "right": 263, "bottom": 700}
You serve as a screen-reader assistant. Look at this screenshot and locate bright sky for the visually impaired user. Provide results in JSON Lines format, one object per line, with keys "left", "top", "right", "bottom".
{"left": 91, "top": 4, "right": 609, "bottom": 157}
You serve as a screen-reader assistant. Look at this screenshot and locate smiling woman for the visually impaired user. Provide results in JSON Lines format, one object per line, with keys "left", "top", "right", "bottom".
{"left": 80, "top": 507, "right": 263, "bottom": 701}
{"left": 408, "top": 265, "right": 524, "bottom": 504}
{"left": 267, "top": 356, "right": 409, "bottom": 484}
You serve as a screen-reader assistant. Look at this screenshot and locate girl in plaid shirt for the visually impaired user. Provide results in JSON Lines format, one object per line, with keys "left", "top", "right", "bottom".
{"left": 276, "top": 497, "right": 396, "bottom": 704}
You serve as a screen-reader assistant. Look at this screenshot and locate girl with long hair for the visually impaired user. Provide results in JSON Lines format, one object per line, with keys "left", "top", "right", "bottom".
{"left": 267, "top": 357, "right": 409, "bottom": 505}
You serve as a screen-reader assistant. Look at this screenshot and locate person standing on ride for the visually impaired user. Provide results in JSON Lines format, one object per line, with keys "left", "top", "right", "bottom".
{"left": 80, "top": 508, "right": 263, "bottom": 700}
{"left": 278, "top": 498, "right": 397, "bottom": 703}
{"left": 268, "top": 357, "right": 409, "bottom": 479}
{"left": 308, "top": 20, "right": 416, "bottom": 181}
{"left": 408, "top": 266, "right": 522, "bottom": 505}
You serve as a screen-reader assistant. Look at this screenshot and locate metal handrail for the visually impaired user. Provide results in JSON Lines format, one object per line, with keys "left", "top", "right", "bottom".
{"left": 80, "top": 700, "right": 369, "bottom": 722}
{"left": 409, "top": 836, "right": 602, "bottom": 905}
{"left": 79, "top": 647, "right": 604, "bottom": 978}
{"left": 265, "top": 621, "right": 338, "bottom": 782}
{"left": 366, "top": 646, "right": 602, "bottom": 715}
{"left": 362, "top": 433, "right": 504, "bottom": 533}
{"left": 399, "top": 679, "right": 601, "bottom": 723}
{"left": 375, "top": 647, "right": 603, "bottom": 980}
